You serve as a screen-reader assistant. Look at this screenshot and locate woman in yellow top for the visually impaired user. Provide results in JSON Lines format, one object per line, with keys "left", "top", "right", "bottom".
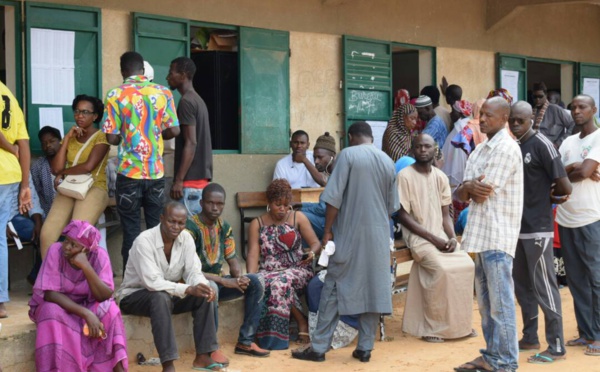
{"left": 40, "top": 95, "right": 110, "bottom": 259}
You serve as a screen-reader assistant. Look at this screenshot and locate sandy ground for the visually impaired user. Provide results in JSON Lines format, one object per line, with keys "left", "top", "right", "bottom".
{"left": 129, "top": 288, "right": 595, "bottom": 372}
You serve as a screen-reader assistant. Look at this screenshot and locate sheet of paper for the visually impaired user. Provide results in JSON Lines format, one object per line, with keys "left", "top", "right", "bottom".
{"left": 7, "top": 222, "right": 23, "bottom": 250}
{"left": 500, "top": 70, "right": 520, "bottom": 102}
{"left": 367, "top": 121, "right": 388, "bottom": 150}
{"left": 31, "top": 28, "right": 75, "bottom": 105}
{"left": 583, "top": 78, "right": 600, "bottom": 118}
{"left": 39, "top": 107, "right": 64, "bottom": 137}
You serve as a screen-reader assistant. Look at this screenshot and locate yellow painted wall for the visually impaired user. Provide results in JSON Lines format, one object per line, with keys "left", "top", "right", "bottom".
{"left": 436, "top": 48, "right": 496, "bottom": 108}
{"left": 32, "top": 0, "right": 600, "bottom": 63}
{"left": 101, "top": 9, "right": 132, "bottom": 95}
{"left": 289, "top": 32, "right": 343, "bottom": 151}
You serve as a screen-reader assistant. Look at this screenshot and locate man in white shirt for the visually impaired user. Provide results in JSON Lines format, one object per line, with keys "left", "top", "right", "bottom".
{"left": 273, "top": 130, "right": 320, "bottom": 188}
{"left": 556, "top": 95, "right": 600, "bottom": 356}
{"left": 117, "top": 202, "right": 224, "bottom": 372}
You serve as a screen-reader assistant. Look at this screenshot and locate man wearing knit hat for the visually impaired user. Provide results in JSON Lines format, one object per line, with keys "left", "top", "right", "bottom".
{"left": 415, "top": 95, "right": 448, "bottom": 150}
{"left": 295, "top": 132, "right": 337, "bottom": 240}
{"left": 295, "top": 132, "right": 337, "bottom": 187}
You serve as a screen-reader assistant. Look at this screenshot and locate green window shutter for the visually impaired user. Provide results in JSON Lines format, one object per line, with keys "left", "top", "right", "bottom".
{"left": 26, "top": 3, "right": 102, "bottom": 153}
{"left": 239, "top": 27, "right": 290, "bottom": 154}
{"left": 343, "top": 35, "right": 392, "bottom": 133}
{"left": 133, "top": 13, "right": 189, "bottom": 97}
{"left": 496, "top": 53, "right": 527, "bottom": 102}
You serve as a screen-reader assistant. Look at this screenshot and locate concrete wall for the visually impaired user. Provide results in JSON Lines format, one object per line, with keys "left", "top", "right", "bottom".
{"left": 436, "top": 47, "right": 496, "bottom": 108}
{"left": 290, "top": 32, "right": 343, "bottom": 150}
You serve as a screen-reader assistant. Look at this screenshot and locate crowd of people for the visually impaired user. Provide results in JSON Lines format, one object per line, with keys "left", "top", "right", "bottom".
{"left": 0, "top": 48, "right": 599, "bottom": 372}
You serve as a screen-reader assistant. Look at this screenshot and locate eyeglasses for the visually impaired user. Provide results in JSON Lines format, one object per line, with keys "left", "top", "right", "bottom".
{"left": 73, "top": 110, "right": 95, "bottom": 116}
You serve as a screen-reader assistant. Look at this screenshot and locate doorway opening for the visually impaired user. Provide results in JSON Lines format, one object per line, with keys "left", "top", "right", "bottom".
{"left": 527, "top": 60, "right": 573, "bottom": 108}
{"left": 189, "top": 25, "right": 239, "bottom": 151}
{"left": 391, "top": 44, "right": 434, "bottom": 102}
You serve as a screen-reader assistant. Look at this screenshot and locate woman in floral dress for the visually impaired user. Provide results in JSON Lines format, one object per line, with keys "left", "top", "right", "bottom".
{"left": 247, "top": 179, "right": 321, "bottom": 350}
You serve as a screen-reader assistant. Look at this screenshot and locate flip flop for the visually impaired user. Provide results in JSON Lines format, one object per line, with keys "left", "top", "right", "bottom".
{"left": 527, "top": 352, "right": 566, "bottom": 364}
{"left": 192, "top": 363, "right": 224, "bottom": 371}
{"left": 566, "top": 337, "right": 592, "bottom": 347}
{"left": 585, "top": 344, "right": 600, "bottom": 356}
{"left": 454, "top": 356, "right": 494, "bottom": 372}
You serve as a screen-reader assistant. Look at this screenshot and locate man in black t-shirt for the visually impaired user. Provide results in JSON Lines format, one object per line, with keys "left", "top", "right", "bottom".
{"left": 167, "top": 57, "right": 213, "bottom": 216}
{"left": 508, "top": 101, "right": 572, "bottom": 364}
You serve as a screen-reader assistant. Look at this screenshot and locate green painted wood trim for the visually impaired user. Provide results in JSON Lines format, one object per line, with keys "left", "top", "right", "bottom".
{"left": 25, "top": 3, "right": 102, "bottom": 154}
{"left": 0, "top": 1, "right": 22, "bottom": 105}
{"left": 212, "top": 149, "right": 240, "bottom": 154}
{"left": 190, "top": 20, "right": 237, "bottom": 30}
{"left": 133, "top": 12, "right": 190, "bottom": 58}
{"left": 576, "top": 62, "right": 600, "bottom": 94}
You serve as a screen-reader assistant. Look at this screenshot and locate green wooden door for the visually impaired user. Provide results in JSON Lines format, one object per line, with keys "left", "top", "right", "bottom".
{"left": 239, "top": 27, "right": 289, "bottom": 154}
{"left": 577, "top": 62, "right": 600, "bottom": 116}
{"left": 343, "top": 35, "right": 393, "bottom": 135}
{"left": 496, "top": 53, "right": 527, "bottom": 102}
{"left": 26, "top": 3, "right": 101, "bottom": 153}
{"left": 0, "top": 1, "right": 22, "bottom": 105}
{"left": 133, "top": 13, "right": 189, "bottom": 99}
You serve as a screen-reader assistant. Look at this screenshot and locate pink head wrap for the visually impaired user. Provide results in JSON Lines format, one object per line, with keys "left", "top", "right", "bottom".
{"left": 452, "top": 100, "right": 473, "bottom": 117}
{"left": 62, "top": 220, "right": 101, "bottom": 251}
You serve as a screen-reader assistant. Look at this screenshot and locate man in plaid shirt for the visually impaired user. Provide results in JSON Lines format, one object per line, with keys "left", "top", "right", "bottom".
{"left": 454, "top": 97, "right": 523, "bottom": 372}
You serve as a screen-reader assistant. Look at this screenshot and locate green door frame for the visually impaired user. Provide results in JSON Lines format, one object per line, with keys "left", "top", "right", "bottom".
{"left": 0, "top": 0, "right": 22, "bottom": 105}
{"left": 25, "top": 2, "right": 102, "bottom": 153}
{"left": 392, "top": 42, "right": 437, "bottom": 87}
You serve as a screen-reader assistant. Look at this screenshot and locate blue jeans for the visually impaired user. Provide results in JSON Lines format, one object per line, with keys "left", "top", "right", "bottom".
{"left": 0, "top": 182, "right": 19, "bottom": 303}
{"left": 475, "top": 250, "right": 519, "bottom": 371}
{"left": 209, "top": 274, "right": 264, "bottom": 345}
{"left": 180, "top": 187, "right": 203, "bottom": 217}
{"left": 116, "top": 175, "right": 164, "bottom": 268}
{"left": 302, "top": 201, "right": 325, "bottom": 241}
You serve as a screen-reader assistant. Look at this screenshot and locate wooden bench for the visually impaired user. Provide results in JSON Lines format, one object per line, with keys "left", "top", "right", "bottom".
{"left": 236, "top": 188, "right": 323, "bottom": 260}
{"left": 391, "top": 239, "right": 412, "bottom": 288}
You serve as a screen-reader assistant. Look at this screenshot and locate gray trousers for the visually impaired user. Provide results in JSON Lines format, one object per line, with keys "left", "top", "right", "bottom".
{"left": 558, "top": 221, "right": 600, "bottom": 341}
{"left": 513, "top": 237, "right": 565, "bottom": 355}
{"left": 311, "top": 276, "right": 379, "bottom": 354}
{"left": 120, "top": 289, "right": 219, "bottom": 363}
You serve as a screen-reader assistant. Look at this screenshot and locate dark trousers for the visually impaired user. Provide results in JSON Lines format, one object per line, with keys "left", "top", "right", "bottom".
{"left": 120, "top": 290, "right": 219, "bottom": 363}
{"left": 513, "top": 237, "right": 565, "bottom": 355}
{"left": 208, "top": 273, "right": 264, "bottom": 345}
{"left": 116, "top": 175, "right": 164, "bottom": 268}
{"left": 558, "top": 221, "right": 600, "bottom": 341}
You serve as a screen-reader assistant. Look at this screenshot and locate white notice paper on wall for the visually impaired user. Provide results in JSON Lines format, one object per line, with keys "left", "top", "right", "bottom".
{"left": 500, "top": 70, "right": 520, "bottom": 102}
{"left": 367, "top": 121, "right": 388, "bottom": 150}
{"left": 583, "top": 78, "right": 600, "bottom": 118}
{"left": 39, "top": 107, "right": 64, "bottom": 137}
{"left": 31, "top": 28, "right": 75, "bottom": 105}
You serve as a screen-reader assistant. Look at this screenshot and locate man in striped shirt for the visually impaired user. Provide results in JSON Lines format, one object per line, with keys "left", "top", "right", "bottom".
{"left": 509, "top": 101, "right": 571, "bottom": 364}
{"left": 455, "top": 97, "right": 523, "bottom": 372}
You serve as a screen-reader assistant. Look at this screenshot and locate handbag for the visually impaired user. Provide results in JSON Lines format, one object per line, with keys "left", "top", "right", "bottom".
{"left": 57, "top": 131, "right": 102, "bottom": 200}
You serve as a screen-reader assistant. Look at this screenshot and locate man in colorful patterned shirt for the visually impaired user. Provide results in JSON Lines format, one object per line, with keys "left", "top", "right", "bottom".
{"left": 186, "top": 183, "right": 269, "bottom": 359}
{"left": 102, "top": 51, "right": 180, "bottom": 268}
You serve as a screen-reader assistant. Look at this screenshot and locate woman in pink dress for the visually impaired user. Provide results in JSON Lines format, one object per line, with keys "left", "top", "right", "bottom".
{"left": 29, "top": 220, "right": 128, "bottom": 371}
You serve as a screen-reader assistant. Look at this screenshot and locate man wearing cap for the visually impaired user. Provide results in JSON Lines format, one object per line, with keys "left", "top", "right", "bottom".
{"left": 415, "top": 95, "right": 448, "bottom": 150}
{"left": 295, "top": 132, "right": 337, "bottom": 240}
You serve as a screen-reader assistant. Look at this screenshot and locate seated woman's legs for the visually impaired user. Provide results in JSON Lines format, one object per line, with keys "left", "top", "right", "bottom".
{"left": 40, "top": 194, "right": 75, "bottom": 259}
{"left": 291, "top": 305, "right": 309, "bottom": 344}
{"left": 72, "top": 187, "right": 109, "bottom": 229}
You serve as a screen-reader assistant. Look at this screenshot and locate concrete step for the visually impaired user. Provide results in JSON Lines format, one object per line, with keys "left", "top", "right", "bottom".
{"left": 0, "top": 295, "right": 244, "bottom": 371}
